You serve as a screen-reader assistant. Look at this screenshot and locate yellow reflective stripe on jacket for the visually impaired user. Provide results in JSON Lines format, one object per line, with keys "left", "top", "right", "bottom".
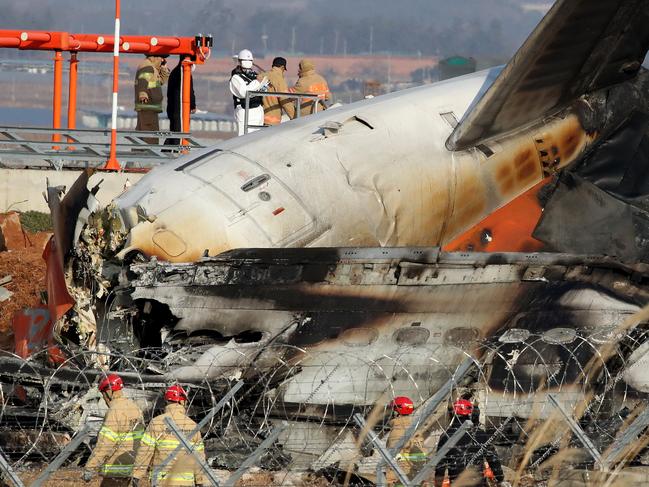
{"left": 396, "top": 452, "right": 427, "bottom": 461}
{"left": 99, "top": 426, "right": 143, "bottom": 442}
{"left": 100, "top": 464, "right": 134, "bottom": 476}
{"left": 141, "top": 433, "right": 158, "bottom": 447}
{"left": 157, "top": 438, "right": 181, "bottom": 449}
{"left": 142, "top": 434, "right": 204, "bottom": 451}
{"left": 151, "top": 471, "right": 196, "bottom": 482}
{"left": 137, "top": 71, "right": 160, "bottom": 89}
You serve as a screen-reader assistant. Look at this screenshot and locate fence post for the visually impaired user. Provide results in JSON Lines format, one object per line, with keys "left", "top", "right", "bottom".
{"left": 31, "top": 425, "right": 91, "bottom": 487}
{"left": 164, "top": 417, "right": 223, "bottom": 486}
{"left": 223, "top": 423, "right": 287, "bottom": 487}
{"left": 602, "top": 406, "right": 649, "bottom": 468}
{"left": 152, "top": 380, "right": 244, "bottom": 486}
{"left": 548, "top": 394, "right": 604, "bottom": 469}
{"left": 410, "top": 420, "right": 473, "bottom": 486}
{"left": 390, "top": 357, "right": 475, "bottom": 456}
{"left": 353, "top": 413, "right": 411, "bottom": 487}
{"left": 0, "top": 450, "right": 24, "bottom": 487}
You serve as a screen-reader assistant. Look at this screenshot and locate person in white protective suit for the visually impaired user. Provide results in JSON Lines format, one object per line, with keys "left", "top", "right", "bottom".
{"left": 229, "top": 49, "right": 269, "bottom": 135}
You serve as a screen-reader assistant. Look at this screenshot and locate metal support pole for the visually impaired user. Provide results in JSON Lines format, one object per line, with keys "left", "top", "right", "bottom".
{"left": 223, "top": 423, "right": 287, "bottom": 487}
{"left": 296, "top": 96, "right": 301, "bottom": 118}
{"left": 103, "top": 0, "right": 121, "bottom": 170}
{"left": 52, "top": 50, "right": 63, "bottom": 146}
{"left": 153, "top": 380, "right": 244, "bottom": 486}
{"left": 31, "top": 425, "right": 91, "bottom": 487}
{"left": 390, "top": 357, "right": 475, "bottom": 456}
{"left": 243, "top": 93, "right": 250, "bottom": 135}
{"left": 548, "top": 394, "right": 604, "bottom": 469}
{"left": 375, "top": 463, "right": 387, "bottom": 487}
{"left": 66, "top": 52, "right": 78, "bottom": 149}
{"left": 601, "top": 406, "right": 649, "bottom": 468}
{"left": 410, "top": 420, "right": 473, "bottom": 486}
{"left": 181, "top": 58, "right": 192, "bottom": 147}
{"left": 164, "top": 417, "right": 222, "bottom": 487}
{"left": 0, "top": 450, "right": 24, "bottom": 487}
{"left": 67, "top": 52, "right": 78, "bottom": 130}
{"left": 353, "top": 413, "right": 411, "bottom": 487}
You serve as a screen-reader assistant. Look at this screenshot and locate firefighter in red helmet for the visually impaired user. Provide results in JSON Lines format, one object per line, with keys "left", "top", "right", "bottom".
{"left": 434, "top": 398, "right": 508, "bottom": 487}
{"left": 385, "top": 396, "right": 428, "bottom": 486}
{"left": 132, "top": 385, "right": 208, "bottom": 486}
{"left": 84, "top": 373, "right": 144, "bottom": 486}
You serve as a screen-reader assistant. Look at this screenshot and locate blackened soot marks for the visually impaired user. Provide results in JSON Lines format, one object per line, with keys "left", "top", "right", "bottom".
{"left": 488, "top": 281, "right": 618, "bottom": 393}
{"left": 289, "top": 311, "right": 385, "bottom": 347}
{"left": 185, "top": 284, "right": 406, "bottom": 347}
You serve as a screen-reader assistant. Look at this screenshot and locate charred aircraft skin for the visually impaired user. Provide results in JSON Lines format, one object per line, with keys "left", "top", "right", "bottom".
{"left": 107, "top": 248, "right": 649, "bottom": 421}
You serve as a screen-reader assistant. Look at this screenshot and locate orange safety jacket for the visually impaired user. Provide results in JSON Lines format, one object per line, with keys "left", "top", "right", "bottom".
{"left": 261, "top": 66, "right": 295, "bottom": 125}
{"left": 291, "top": 69, "right": 331, "bottom": 116}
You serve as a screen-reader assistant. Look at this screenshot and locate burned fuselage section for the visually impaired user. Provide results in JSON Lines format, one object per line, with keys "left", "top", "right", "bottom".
{"left": 91, "top": 248, "right": 649, "bottom": 426}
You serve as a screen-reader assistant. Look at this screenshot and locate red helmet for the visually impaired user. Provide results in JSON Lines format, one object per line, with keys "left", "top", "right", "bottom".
{"left": 391, "top": 396, "right": 414, "bottom": 415}
{"left": 165, "top": 385, "right": 188, "bottom": 403}
{"left": 98, "top": 373, "right": 123, "bottom": 392}
{"left": 453, "top": 399, "right": 474, "bottom": 416}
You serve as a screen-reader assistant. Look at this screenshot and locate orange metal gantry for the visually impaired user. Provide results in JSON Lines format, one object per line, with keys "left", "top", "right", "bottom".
{"left": 0, "top": 29, "right": 212, "bottom": 168}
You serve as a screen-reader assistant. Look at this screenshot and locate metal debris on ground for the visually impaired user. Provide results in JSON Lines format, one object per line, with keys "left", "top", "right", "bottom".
{"left": 0, "top": 286, "right": 12, "bottom": 302}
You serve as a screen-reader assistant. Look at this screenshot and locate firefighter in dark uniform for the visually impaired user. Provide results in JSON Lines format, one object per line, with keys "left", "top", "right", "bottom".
{"left": 434, "top": 399, "right": 508, "bottom": 487}
{"left": 165, "top": 54, "right": 196, "bottom": 147}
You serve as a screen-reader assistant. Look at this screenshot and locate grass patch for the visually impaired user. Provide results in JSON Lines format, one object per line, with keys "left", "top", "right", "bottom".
{"left": 19, "top": 211, "right": 52, "bottom": 233}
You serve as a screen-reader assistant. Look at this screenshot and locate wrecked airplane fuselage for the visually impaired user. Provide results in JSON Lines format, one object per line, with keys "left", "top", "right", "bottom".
{"left": 100, "top": 248, "right": 649, "bottom": 418}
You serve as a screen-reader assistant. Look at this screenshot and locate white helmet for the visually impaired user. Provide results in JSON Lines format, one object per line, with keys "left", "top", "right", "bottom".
{"left": 237, "top": 49, "right": 253, "bottom": 61}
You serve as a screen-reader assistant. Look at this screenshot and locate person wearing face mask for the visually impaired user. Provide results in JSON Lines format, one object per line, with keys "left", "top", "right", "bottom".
{"left": 134, "top": 54, "right": 170, "bottom": 144}
{"left": 229, "top": 49, "right": 269, "bottom": 135}
{"left": 165, "top": 55, "right": 197, "bottom": 148}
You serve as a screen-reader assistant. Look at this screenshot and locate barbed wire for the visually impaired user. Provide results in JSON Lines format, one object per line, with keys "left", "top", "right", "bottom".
{"left": 1, "top": 326, "right": 649, "bottom": 486}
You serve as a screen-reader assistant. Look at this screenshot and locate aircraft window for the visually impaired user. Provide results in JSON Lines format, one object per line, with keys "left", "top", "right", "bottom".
{"left": 174, "top": 148, "right": 222, "bottom": 171}
{"left": 542, "top": 328, "right": 577, "bottom": 345}
{"left": 394, "top": 327, "right": 430, "bottom": 346}
{"left": 233, "top": 330, "right": 264, "bottom": 343}
{"left": 440, "top": 111, "right": 459, "bottom": 128}
{"left": 241, "top": 174, "right": 271, "bottom": 192}
{"left": 499, "top": 328, "right": 530, "bottom": 343}
{"left": 340, "top": 327, "right": 378, "bottom": 347}
{"left": 444, "top": 327, "right": 480, "bottom": 346}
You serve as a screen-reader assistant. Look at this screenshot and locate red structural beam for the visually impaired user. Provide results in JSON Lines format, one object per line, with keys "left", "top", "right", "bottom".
{"left": 0, "top": 30, "right": 210, "bottom": 63}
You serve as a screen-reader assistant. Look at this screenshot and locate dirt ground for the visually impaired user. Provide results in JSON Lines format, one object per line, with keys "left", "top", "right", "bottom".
{"left": 0, "top": 212, "right": 50, "bottom": 352}
{"left": 14, "top": 466, "right": 332, "bottom": 486}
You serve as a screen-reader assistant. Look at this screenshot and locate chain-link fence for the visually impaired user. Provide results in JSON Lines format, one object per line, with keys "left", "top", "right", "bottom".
{"left": 2, "top": 318, "right": 649, "bottom": 486}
